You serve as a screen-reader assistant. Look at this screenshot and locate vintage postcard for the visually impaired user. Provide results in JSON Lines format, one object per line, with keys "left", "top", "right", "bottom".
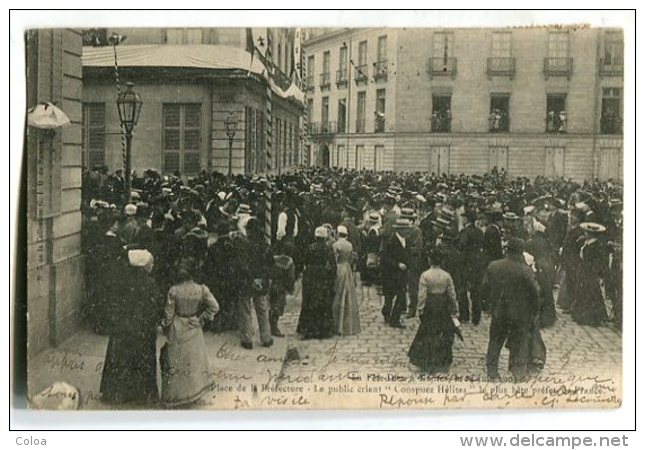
{"left": 21, "top": 18, "right": 626, "bottom": 412}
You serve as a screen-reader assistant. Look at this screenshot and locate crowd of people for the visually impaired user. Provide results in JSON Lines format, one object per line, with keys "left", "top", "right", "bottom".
{"left": 81, "top": 164, "right": 623, "bottom": 406}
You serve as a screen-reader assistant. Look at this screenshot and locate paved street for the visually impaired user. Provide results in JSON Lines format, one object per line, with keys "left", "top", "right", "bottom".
{"left": 277, "top": 274, "right": 623, "bottom": 409}
{"left": 28, "top": 273, "right": 622, "bottom": 410}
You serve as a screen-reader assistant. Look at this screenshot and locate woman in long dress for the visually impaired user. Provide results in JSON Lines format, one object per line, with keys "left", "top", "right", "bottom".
{"left": 297, "top": 226, "right": 337, "bottom": 339}
{"left": 525, "top": 221, "right": 557, "bottom": 328}
{"left": 332, "top": 226, "right": 361, "bottom": 336}
{"left": 571, "top": 223, "right": 610, "bottom": 326}
{"left": 100, "top": 249, "right": 162, "bottom": 406}
{"left": 161, "top": 258, "right": 220, "bottom": 407}
{"left": 408, "top": 247, "right": 460, "bottom": 373}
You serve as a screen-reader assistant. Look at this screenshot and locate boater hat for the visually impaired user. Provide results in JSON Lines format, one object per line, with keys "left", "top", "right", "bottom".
{"left": 393, "top": 218, "right": 411, "bottom": 228}
{"left": 580, "top": 222, "right": 607, "bottom": 234}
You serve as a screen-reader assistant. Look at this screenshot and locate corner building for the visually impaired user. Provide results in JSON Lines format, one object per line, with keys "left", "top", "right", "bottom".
{"left": 82, "top": 28, "right": 304, "bottom": 176}
{"left": 303, "top": 27, "right": 623, "bottom": 180}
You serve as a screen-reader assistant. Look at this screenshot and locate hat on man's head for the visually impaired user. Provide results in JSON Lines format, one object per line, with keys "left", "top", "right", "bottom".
{"left": 580, "top": 222, "right": 607, "bottom": 234}
{"left": 314, "top": 226, "right": 328, "bottom": 238}
{"left": 368, "top": 212, "right": 380, "bottom": 223}
{"left": 237, "top": 203, "right": 252, "bottom": 215}
{"left": 393, "top": 218, "right": 411, "bottom": 228}
{"left": 124, "top": 203, "right": 137, "bottom": 216}
{"left": 337, "top": 225, "right": 348, "bottom": 236}
{"left": 503, "top": 212, "right": 521, "bottom": 221}
{"left": 400, "top": 207, "right": 417, "bottom": 220}
{"left": 505, "top": 237, "right": 526, "bottom": 253}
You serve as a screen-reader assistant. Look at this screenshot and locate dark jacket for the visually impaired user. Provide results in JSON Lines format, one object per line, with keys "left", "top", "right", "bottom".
{"left": 480, "top": 254, "right": 541, "bottom": 323}
{"left": 381, "top": 233, "right": 410, "bottom": 291}
{"left": 483, "top": 224, "right": 504, "bottom": 262}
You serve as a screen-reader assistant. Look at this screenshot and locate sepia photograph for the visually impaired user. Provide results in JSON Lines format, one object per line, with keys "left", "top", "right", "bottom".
{"left": 13, "top": 10, "right": 632, "bottom": 419}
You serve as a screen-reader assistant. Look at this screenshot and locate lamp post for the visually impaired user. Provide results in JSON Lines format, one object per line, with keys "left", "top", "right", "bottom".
{"left": 116, "top": 82, "right": 142, "bottom": 200}
{"left": 224, "top": 111, "right": 238, "bottom": 177}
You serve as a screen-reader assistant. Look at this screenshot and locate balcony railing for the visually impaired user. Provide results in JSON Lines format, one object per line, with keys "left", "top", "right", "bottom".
{"left": 337, "top": 119, "right": 347, "bottom": 133}
{"left": 599, "top": 58, "right": 624, "bottom": 77}
{"left": 355, "top": 119, "right": 366, "bottom": 133}
{"left": 428, "top": 57, "right": 457, "bottom": 78}
{"left": 336, "top": 68, "right": 349, "bottom": 87}
{"left": 309, "top": 121, "right": 337, "bottom": 135}
{"left": 600, "top": 113, "right": 623, "bottom": 134}
{"left": 487, "top": 57, "right": 516, "bottom": 78}
{"left": 354, "top": 64, "right": 368, "bottom": 84}
{"left": 543, "top": 57, "right": 573, "bottom": 79}
{"left": 374, "top": 60, "right": 388, "bottom": 81}
{"left": 319, "top": 72, "right": 331, "bottom": 90}
{"left": 304, "top": 75, "right": 315, "bottom": 91}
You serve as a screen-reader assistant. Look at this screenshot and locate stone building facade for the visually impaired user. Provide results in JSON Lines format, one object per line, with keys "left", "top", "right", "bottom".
{"left": 303, "top": 27, "right": 624, "bottom": 180}
{"left": 26, "top": 29, "right": 85, "bottom": 356}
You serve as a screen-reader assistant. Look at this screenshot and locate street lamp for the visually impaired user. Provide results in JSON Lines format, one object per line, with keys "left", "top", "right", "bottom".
{"left": 116, "top": 81, "right": 143, "bottom": 200}
{"left": 224, "top": 111, "right": 238, "bottom": 176}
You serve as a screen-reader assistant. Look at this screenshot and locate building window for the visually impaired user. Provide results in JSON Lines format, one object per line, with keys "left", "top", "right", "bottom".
{"left": 355, "top": 40, "right": 368, "bottom": 83}
{"left": 245, "top": 107, "right": 256, "bottom": 174}
{"left": 256, "top": 110, "right": 265, "bottom": 172}
{"left": 548, "top": 31, "right": 569, "bottom": 58}
{"left": 488, "top": 32, "right": 515, "bottom": 77}
{"left": 546, "top": 94, "right": 567, "bottom": 133}
{"left": 489, "top": 94, "right": 510, "bottom": 132}
{"left": 544, "top": 31, "right": 572, "bottom": 78}
{"left": 601, "top": 31, "right": 624, "bottom": 76}
{"left": 337, "top": 45, "right": 348, "bottom": 86}
{"left": 358, "top": 40, "right": 368, "bottom": 66}
{"left": 601, "top": 88, "right": 623, "bottom": 134}
{"left": 320, "top": 51, "right": 331, "bottom": 89}
{"left": 604, "top": 31, "right": 624, "bottom": 66}
{"left": 375, "top": 89, "right": 386, "bottom": 132}
{"left": 377, "top": 35, "right": 387, "bottom": 62}
{"left": 306, "top": 55, "right": 315, "bottom": 89}
{"left": 82, "top": 103, "right": 106, "bottom": 169}
{"left": 374, "top": 36, "right": 388, "bottom": 81}
{"left": 356, "top": 91, "right": 366, "bottom": 133}
{"left": 163, "top": 103, "right": 202, "bottom": 175}
{"left": 431, "top": 94, "right": 452, "bottom": 132}
{"left": 430, "top": 32, "right": 456, "bottom": 77}
{"left": 338, "top": 99, "right": 347, "bottom": 133}
{"left": 321, "top": 96, "right": 329, "bottom": 130}
{"left": 492, "top": 31, "right": 511, "bottom": 58}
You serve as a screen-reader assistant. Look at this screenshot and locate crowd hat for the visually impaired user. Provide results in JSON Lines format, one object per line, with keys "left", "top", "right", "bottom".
{"left": 393, "top": 218, "right": 411, "bottom": 228}
{"left": 237, "top": 204, "right": 252, "bottom": 215}
{"left": 337, "top": 225, "right": 349, "bottom": 236}
{"left": 368, "top": 212, "right": 381, "bottom": 222}
{"left": 580, "top": 222, "right": 607, "bottom": 234}
{"left": 503, "top": 212, "right": 521, "bottom": 221}
{"left": 124, "top": 203, "right": 137, "bottom": 216}
{"left": 314, "top": 226, "right": 328, "bottom": 238}
{"left": 400, "top": 207, "right": 417, "bottom": 220}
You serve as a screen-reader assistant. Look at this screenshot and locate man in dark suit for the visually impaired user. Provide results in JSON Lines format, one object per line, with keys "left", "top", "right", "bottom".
{"left": 481, "top": 238, "right": 541, "bottom": 380}
{"left": 401, "top": 208, "right": 424, "bottom": 318}
{"left": 457, "top": 210, "right": 485, "bottom": 324}
{"left": 483, "top": 210, "right": 504, "bottom": 264}
{"left": 381, "top": 218, "right": 411, "bottom": 328}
